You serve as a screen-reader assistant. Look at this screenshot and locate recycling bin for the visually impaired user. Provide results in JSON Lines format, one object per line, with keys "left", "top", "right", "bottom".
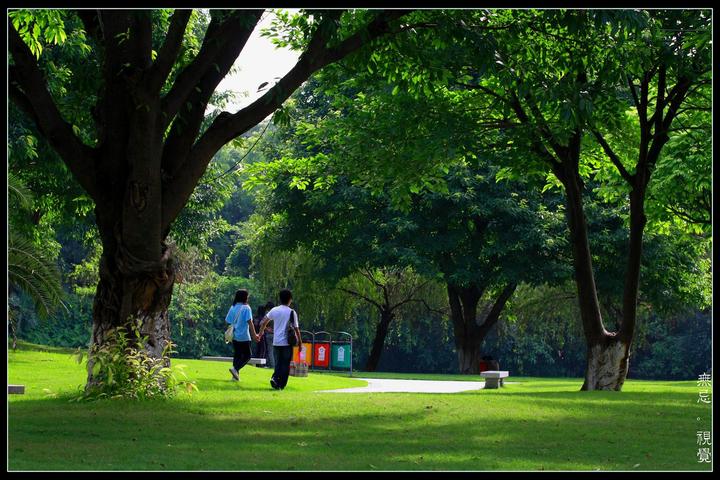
{"left": 292, "top": 344, "right": 312, "bottom": 366}
{"left": 292, "top": 331, "right": 314, "bottom": 365}
{"left": 312, "top": 331, "right": 332, "bottom": 369}
{"left": 331, "top": 331, "right": 352, "bottom": 373}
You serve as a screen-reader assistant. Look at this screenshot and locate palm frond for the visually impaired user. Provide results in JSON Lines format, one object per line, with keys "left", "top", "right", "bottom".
{"left": 7, "top": 171, "right": 34, "bottom": 212}
{"left": 8, "top": 231, "right": 65, "bottom": 318}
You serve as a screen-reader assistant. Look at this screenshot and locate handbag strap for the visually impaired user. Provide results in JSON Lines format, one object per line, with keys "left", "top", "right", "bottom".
{"left": 287, "top": 309, "right": 296, "bottom": 328}
{"left": 231, "top": 303, "right": 244, "bottom": 326}
{"left": 287, "top": 309, "right": 299, "bottom": 344}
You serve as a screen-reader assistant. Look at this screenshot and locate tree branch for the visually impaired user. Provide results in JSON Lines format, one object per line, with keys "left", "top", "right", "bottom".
{"left": 664, "top": 204, "right": 711, "bottom": 226}
{"left": 145, "top": 9, "right": 192, "bottom": 94}
{"left": 160, "top": 10, "right": 264, "bottom": 130}
{"left": 638, "top": 72, "right": 649, "bottom": 128}
{"left": 644, "top": 77, "right": 693, "bottom": 173}
{"left": 660, "top": 77, "right": 693, "bottom": 133}
{"left": 508, "top": 92, "right": 562, "bottom": 168}
{"left": 650, "top": 76, "right": 710, "bottom": 125}
{"left": 359, "top": 266, "right": 385, "bottom": 290}
{"left": 381, "top": 280, "right": 391, "bottom": 311}
{"left": 456, "top": 82, "right": 507, "bottom": 101}
{"left": 478, "top": 283, "right": 517, "bottom": 334}
{"left": 161, "top": 10, "right": 412, "bottom": 230}
{"left": 626, "top": 75, "right": 640, "bottom": 113}
{"left": 590, "top": 129, "right": 634, "bottom": 184}
{"left": 161, "top": 11, "right": 260, "bottom": 182}
{"left": 131, "top": 10, "right": 153, "bottom": 70}
{"left": 195, "top": 9, "right": 409, "bottom": 153}
{"left": 387, "top": 276, "right": 428, "bottom": 313}
{"left": 9, "top": 22, "right": 98, "bottom": 200}
{"left": 337, "top": 287, "right": 382, "bottom": 311}
{"left": 653, "top": 63, "right": 666, "bottom": 138}
{"left": 392, "top": 297, "right": 449, "bottom": 316}
{"left": 8, "top": 77, "right": 40, "bottom": 125}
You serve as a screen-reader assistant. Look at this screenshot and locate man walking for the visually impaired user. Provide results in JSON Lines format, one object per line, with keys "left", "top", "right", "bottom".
{"left": 257, "top": 289, "right": 302, "bottom": 390}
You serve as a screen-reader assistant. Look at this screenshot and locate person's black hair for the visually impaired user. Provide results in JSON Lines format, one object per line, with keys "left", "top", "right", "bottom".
{"left": 256, "top": 304, "right": 267, "bottom": 318}
{"left": 264, "top": 301, "right": 275, "bottom": 310}
{"left": 233, "top": 289, "right": 249, "bottom": 305}
{"left": 279, "top": 289, "right": 292, "bottom": 305}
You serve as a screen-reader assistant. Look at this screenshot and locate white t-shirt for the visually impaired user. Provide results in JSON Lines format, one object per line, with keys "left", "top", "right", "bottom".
{"left": 266, "top": 305, "right": 299, "bottom": 346}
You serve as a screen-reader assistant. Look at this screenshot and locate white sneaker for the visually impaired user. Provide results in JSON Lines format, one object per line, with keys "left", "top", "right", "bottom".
{"left": 229, "top": 368, "right": 239, "bottom": 381}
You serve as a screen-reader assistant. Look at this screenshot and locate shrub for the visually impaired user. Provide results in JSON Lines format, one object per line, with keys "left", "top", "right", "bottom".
{"left": 74, "top": 322, "right": 197, "bottom": 401}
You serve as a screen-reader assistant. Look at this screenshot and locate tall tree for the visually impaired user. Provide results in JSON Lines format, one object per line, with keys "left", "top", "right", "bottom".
{"left": 9, "top": 8, "right": 410, "bottom": 387}
{"left": 448, "top": 10, "right": 711, "bottom": 389}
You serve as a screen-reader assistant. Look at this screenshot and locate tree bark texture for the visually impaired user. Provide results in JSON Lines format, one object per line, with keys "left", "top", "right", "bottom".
{"left": 581, "top": 334, "right": 631, "bottom": 391}
{"left": 86, "top": 243, "right": 177, "bottom": 386}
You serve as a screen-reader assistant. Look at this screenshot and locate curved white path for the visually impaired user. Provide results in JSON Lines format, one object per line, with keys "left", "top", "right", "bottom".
{"left": 318, "top": 378, "right": 489, "bottom": 393}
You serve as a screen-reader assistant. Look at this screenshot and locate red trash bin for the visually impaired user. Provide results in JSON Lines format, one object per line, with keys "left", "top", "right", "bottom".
{"left": 312, "top": 331, "right": 331, "bottom": 369}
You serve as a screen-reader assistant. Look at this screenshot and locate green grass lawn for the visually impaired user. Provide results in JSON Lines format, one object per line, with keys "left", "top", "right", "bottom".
{"left": 8, "top": 342, "right": 712, "bottom": 471}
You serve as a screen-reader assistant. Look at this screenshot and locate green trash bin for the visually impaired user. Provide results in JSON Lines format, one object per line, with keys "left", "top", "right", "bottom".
{"left": 330, "top": 332, "right": 352, "bottom": 372}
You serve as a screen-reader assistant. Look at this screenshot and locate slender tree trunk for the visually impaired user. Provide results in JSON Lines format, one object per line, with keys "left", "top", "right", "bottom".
{"left": 619, "top": 185, "right": 648, "bottom": 340}
{"left": 9, "top": 316, "right": 18, "bottom": 351}
{"left": 365, "top": 309, "right": 394, "bottom": 372}
{"left": 555, "top": 146, "right": 631, "bottom": 391}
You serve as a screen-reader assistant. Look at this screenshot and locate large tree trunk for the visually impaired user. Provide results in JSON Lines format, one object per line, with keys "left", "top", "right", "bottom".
{"left": 365, "top": 309, "right": 394, "bottom": 372}
{"left": 447, "top": 282, "right": 516, "bottom": 374}
{"left": 87, "top": 234, "right": 176, "bottom": 387}
{"left": 582, "top": 333, "right": 631, "bottom": 391}
{"left": 456, "top": 339, "right": 484, "bottom": 375}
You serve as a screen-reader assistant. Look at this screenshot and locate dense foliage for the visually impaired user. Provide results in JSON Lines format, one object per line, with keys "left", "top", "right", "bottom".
{"left": 10, "top": 8, "right": 711, "bottom": 383}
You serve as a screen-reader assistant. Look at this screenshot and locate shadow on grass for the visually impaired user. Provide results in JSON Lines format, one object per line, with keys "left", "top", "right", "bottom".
{"left": 191, "top": 377, "right": 276, "bottom": 392}
{"left": 10, "top": 341, "right": 80, "bottom": 354}
{"left": 8, "top": 384, "right": 710, "bottom": 471}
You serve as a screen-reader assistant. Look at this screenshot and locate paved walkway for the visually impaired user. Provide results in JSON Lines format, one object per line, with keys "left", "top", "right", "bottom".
{"left": 318, "top": 378, "right": 490, "bottom": 393}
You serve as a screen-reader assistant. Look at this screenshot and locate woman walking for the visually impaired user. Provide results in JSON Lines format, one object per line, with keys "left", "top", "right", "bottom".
{"left": 226, "top": 289, "right": 260, "bottom": 381}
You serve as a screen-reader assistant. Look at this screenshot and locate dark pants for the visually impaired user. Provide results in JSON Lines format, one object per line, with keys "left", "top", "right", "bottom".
{"left": 254, "top": 335, "right": 267, "bottom": 361}
{"left": 266, "top": 334, "right": 275, "bottom": 367}
{"left": 272, "top": 345, "right": 293, "bottom": 389}
{"left": 232, "top": 340, "right": 252, "bottom": 372}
